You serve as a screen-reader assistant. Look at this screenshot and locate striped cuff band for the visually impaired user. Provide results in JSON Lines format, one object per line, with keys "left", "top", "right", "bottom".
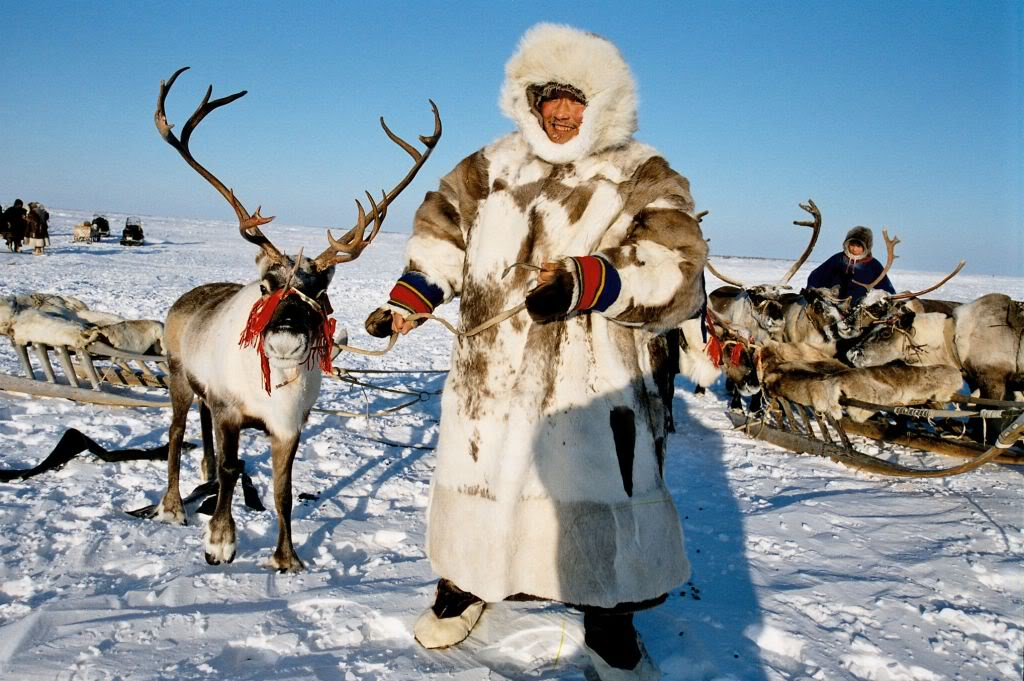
{"left": 388, "top": 271, "right": 444, "bottom": 316}
{"left": 569, "top": 255, "right": 621, "bottom": 313}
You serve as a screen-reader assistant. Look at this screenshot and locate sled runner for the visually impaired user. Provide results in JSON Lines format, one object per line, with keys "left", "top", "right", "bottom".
{"left": 727, "top": 394, "right": 1024, "bottom": 477}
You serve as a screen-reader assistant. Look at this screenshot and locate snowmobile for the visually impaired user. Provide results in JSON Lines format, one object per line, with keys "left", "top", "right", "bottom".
{"left": 120, "top": 217, "right": 145, "bottom": 246}
{"left": 92, "top": 215, "right": 111, "bottom": 238}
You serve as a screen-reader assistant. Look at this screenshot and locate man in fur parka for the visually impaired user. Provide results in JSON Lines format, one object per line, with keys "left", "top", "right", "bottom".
{"left": 365, "top": 23, "right": 707, "bottom": 680}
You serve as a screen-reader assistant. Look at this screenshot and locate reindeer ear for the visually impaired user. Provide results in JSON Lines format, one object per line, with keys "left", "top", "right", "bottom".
{"left": 829, "top": 285, "right": 841, "bottom": 297}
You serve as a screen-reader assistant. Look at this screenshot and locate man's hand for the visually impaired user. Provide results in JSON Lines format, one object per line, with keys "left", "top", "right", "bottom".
{"left": 364, "top": 307, "right": 421, "bottom": 338}
{"left": 391, "top": 312, "right": 419, "bottom": 335}
{"left": 525, "top": 260, "right": 575, "bottom": 323}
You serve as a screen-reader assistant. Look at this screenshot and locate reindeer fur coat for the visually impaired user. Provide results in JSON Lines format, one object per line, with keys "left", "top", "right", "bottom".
{"left": 403, "top": 24, "right": 706, "bottom": 608}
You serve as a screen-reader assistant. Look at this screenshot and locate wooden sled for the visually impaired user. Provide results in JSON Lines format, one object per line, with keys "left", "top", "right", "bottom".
{"left": 0, "top": 333, "right": 171, "bottom": 408}
{"left": 727, "top": 394, "right": 1024, "bottom": 477}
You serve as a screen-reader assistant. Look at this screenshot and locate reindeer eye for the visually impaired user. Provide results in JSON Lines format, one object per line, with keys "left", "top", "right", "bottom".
{"left": 259, "top": 279, "right": 273, "bottom": 295}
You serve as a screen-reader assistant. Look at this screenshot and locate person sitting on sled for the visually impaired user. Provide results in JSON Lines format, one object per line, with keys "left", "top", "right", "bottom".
{"left": 806, "top": 226, "right": 895, "bottom": 303}
{"left": 364, "top": 23, "right": 706, "bottom": 680}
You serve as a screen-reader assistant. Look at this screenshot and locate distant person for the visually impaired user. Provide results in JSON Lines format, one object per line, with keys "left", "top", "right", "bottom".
{"left": 24, "top": 202, "right": 50, "bottom": 256}
{"left": 3, "top": 199, "right": 27, "bottom": 252}
{"left": 806, "top": 226, "right": 894, "bottom": 302}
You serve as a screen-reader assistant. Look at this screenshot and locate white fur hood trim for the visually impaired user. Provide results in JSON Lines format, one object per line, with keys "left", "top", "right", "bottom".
{"left": 499, "top": 23, "right": 637, "bottom": 164}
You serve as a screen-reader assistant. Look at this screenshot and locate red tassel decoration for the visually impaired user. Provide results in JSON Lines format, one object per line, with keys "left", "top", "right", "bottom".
{"left": 729, "top": 342, "right": 744, "bottom": 367}
{"left": 239, "top": 288, "right": 286, "bottom": 349}
{"left": 239, "top": 289, "right": 337, "bottom": 395}
{"left": 705, "top": 335, "right": 723, "bottom": 368}
{"left": 239, "top": 288, "right": 286, "bottom": 395}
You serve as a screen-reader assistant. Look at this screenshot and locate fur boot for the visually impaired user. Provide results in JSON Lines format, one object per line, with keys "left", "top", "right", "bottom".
{"left": 583, "top": 612, "right": 661, "bottom": 680}
{"left": 413, "top": 579, "right": 485, "bottom": 649}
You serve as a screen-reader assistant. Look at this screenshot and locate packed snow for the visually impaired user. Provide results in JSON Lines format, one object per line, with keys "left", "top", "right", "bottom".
{"left": 0, "top": 209, "right": 1021, "bottom": 681}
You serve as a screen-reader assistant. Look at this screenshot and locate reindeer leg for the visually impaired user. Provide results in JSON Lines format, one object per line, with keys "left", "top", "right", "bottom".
{"left": 199, "top": 401, "right": 216, "bottom": 482}
{"left": 974, "top": 371, "right": 1008, "bottom": 445}
{"left": 155, "top": 368, "right": 193, "bottom": 525}
{"left": 267, "top": 432, "right": 303, "bottom": 573}
{"left": 204, "top": 415, "right": 242, "bottom": 565}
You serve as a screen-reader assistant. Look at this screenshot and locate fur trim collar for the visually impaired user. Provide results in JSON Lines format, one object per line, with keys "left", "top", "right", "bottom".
{"left": 843, "top": 225, "right": 874, "bottom": 261}
{"left": 499, "top": 23, "right": 637, "bottom": 164}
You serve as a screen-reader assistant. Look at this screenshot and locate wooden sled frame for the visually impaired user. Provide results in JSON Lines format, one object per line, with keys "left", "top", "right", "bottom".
{"left": 728, "top": 394, "right": 1024, "bottom": 477}
{"left": 0, "top": 333, "right": 171, "bottom": 408}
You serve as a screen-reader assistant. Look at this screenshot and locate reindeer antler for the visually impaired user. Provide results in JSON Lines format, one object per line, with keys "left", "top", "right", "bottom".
{"left": 889, "top": 260, "right": 966, "bottom": 301}
{"left": 155, "top": 67, "right": 286, "bottom": 265}
{"left": 778, "top": 199, "right": 822, "bottom": 285}
{"left": 706, "top": 260, "right": 745, "bottom": 288}
{"left": 854, "top": 229, "right": 900, "bottom": 290}
{"left": 312, "top": 101, "right": 443, "bottom": 270}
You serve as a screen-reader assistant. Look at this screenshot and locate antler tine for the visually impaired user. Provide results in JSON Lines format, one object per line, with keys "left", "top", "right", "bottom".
{"left": 312, "top": 101, "right": 442, "bottom": 270}
{"left": 155, "top": 67, "right": 284, "bottom": 264}
{"left": 854, "top": 229, "right": 900, "bottom": 290}
{"left": 779, "top": 199, "right": 822, "bottom": 285}
{"left": 706, "top": 259, "right": 746, "bottom": 289}
{"left": 889, "top": 260, "right": 966, "bottom": 301}
{"left": 319, "top": 190, "right": 388, "bottom": 265}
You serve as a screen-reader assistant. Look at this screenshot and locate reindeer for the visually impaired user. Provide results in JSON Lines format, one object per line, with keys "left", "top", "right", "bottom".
{"left": 150, "top": 67, "right": 441, "bottom": 572}
{"left": 845, "top": 291, "right": 1021, "bottom": 401}
{"left": 705, "top": 199, "right": 822, "bottom": 343}
{"left": 679, "top": 200, "right": 821, "bottom": 406}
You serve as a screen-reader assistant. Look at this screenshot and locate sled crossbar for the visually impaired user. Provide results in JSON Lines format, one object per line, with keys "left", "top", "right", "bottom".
{"left": 1, "top": 334, "right": 171, "bottom": 407}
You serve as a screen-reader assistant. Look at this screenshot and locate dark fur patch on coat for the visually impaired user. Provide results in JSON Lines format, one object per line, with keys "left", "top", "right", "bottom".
{"left": 414, "top": 191, "right": 466, "bottom": 251}
{"left": 609, "top": 407, "right": 635, "bottom": 497}
{"left": 620, "top": 156, "right": 694, "bottom": 216}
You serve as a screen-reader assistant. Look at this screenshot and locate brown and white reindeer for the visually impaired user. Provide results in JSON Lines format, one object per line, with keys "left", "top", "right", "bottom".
{"left": 844, "top": 288, "right": 1021, "bottom": 408}
{"left": 705, "top": 199, "right": 822, "bottom": 343}
{"left": 678, "top": 200, "right": 821, "bottom": 404}
{"left": 150, "top": 67, "right": 441, "bottom": 571}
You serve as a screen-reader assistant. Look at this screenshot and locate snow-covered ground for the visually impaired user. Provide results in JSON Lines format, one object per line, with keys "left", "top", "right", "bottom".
{"left": 0, "top": 209, "right": 1021, "bottom": 681}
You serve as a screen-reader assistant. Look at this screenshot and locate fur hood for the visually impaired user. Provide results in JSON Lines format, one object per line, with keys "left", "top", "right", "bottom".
{"left": 499, "top": 23, "right": 637, "bottom": 164}
{"left": 843, "top": 226, "right": 874, "bottom": 261}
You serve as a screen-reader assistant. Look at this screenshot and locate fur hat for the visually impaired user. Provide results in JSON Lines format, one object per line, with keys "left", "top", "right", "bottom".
{"left": 843, "top": 226, "right": 873, "bottom": 261}
{"left": 500, "top": 23, "right": 637, "bottom": 164}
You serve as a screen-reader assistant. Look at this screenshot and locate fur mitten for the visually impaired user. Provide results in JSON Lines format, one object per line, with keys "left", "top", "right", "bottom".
{"left": 526, "top": 255, "right": 621, "bottom": 323}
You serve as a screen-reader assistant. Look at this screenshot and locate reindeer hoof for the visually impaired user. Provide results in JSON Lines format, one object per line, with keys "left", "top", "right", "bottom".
{"left": 266, "top": 553, "right": 304, "bottom": 573}
{"left": 203, "top": 521, "right": 237, "bottom": 565}
{"left": 154, "top": 500, "right": 187, "bottom": 526}
{"left": 204, "top": 549, "right": 235, "bottom": 565}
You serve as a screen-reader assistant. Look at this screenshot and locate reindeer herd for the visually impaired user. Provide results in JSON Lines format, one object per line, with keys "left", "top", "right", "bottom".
{"left": 679, "top": 201, "right": 1023, "bottom": 441}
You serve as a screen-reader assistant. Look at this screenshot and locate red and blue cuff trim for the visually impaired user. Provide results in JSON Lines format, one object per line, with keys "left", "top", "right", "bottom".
{"left": 569, "top": 255, "right": 621, "bottom": 312}
{"left": 388, "top": 271, "right": 444, "bottom": 316}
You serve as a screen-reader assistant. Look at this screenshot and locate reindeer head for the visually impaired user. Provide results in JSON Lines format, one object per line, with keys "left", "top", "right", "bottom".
{"left": 844, "top": 309, "right": 916, "bottom": 368}
{"left": 705, "top": 199, "right": 822, "bottom": 339}
{"left": 801, "top": 286, "right": 853, "bottom": 341}
{"left": 155, "top": 67, "right": 441, "bottom": 388}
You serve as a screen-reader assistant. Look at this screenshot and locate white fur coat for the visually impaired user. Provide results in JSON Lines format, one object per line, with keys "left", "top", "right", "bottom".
{"left": 406, "top": 24, "right": 707, "bottom": 608}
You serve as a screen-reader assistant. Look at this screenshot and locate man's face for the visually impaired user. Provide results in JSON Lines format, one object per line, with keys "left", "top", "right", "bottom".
{"left": 540, "top": 94, "right": 585, "bottom": 144}
{"left": 847, "top": 241, "right": 865, "bottom": 256}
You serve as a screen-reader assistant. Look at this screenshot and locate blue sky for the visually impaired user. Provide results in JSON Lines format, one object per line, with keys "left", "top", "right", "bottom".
{"left": 1, "top": 1, "right": 1020, "bottom": 276}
